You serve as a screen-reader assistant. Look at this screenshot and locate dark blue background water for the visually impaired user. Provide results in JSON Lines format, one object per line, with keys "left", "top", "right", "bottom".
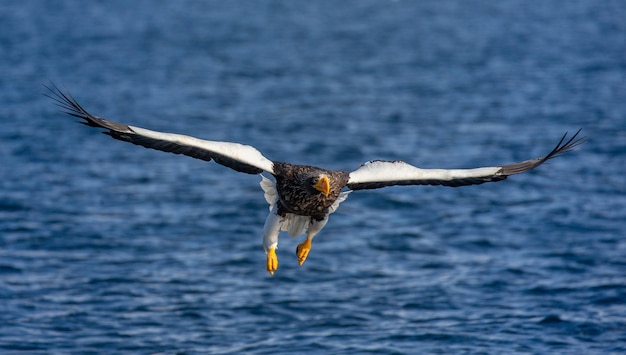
{"left": 2, "top": 1, "right": 625, "bottom": 353}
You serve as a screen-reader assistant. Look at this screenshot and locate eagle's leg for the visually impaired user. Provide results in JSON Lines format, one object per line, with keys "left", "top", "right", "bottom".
{"left": 296, "top": 238, "right": 311, "bottom": 266}
{"left": 266, "top": 247, "right": 278, "bottom": 275}
{"left": 296, "top": 215, "right": 329, "bottom": 266}
{"left": 263, "top": 206, "right": 281, "bottom": 275}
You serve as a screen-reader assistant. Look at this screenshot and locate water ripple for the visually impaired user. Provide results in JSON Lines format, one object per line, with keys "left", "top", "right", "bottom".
{"left": 2, "top": 0, "right": 626, "bottom": 353}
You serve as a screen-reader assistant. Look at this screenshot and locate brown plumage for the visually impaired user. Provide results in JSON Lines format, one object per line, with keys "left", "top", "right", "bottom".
{"left": 273, "top": 162, "right": 350, "bottom": 221}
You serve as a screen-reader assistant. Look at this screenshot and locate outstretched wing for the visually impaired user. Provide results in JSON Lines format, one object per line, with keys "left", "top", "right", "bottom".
{"left": 346, "top": 130, "right": 585, "bottom": 190}
{"left": 46, "top": 84, "right": 275, "bottom": 175}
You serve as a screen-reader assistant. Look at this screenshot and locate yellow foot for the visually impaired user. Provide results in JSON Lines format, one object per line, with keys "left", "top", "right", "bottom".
{"left": 266, "top": 248, "right": 278, "bottom": 275}
{"left": 296, "top": 239, "right": 312, "bottom": 266}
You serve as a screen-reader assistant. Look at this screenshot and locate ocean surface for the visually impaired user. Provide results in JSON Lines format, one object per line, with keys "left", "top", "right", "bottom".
{"left": 1, "top": 1, "right": 625, "bottom": 353}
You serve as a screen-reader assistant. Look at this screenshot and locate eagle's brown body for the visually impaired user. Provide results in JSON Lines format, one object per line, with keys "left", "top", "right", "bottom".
{"left": 273, "top": 162, "right": 350, "bottom": 221}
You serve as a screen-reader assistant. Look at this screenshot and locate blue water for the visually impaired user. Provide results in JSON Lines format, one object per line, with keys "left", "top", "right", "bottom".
{"left": 2, "top": 1, "right": 625, "bottom": 353}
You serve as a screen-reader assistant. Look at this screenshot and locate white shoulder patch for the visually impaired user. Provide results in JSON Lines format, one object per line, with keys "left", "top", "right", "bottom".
{"left": 260, "top": 174, "right": 278, "bottom": 209}
{"left": 328, "top": 190, "right": 351, "bottom": 214}
{"left": 348, "top": 160, "right": 501, "bottom": 184}
{"left": 129, "top": 125, "right": 275, "bottom": 174}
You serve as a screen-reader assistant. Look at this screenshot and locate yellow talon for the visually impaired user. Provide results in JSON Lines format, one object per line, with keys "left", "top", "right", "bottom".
{"left": 266, "top": 248, "right": 278, "bottom": 275}
{"left": 296, "top": 239, "right": 312, "bottom": 266}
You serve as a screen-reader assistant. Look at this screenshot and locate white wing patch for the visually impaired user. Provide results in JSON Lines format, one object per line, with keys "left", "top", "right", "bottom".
{"left": 129, "top": 125, "right": 275, "bottom": 174}
{"left": 348, "top": 160, "right": 501, "bottom": 185}
{"left": 260, "top": 174, "right": 278, "bottom": 209}
{"left": 259, "top": 175, "right": 350, "bottom": 237}
{"left": 329, "top": 189, "right": 352, "bottom": 214}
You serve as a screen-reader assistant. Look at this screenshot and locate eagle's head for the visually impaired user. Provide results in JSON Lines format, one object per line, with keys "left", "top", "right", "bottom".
{"left": 311, "top": 174, "right": 331, "bottom": 196}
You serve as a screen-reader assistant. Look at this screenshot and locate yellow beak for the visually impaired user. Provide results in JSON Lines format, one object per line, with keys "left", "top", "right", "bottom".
{"left": 313, "top": 175, "right": 331, "bottom": 196}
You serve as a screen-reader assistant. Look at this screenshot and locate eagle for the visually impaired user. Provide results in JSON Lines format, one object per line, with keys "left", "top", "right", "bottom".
{"left": 46, "top": 84, "right": 585, "bottom": 275}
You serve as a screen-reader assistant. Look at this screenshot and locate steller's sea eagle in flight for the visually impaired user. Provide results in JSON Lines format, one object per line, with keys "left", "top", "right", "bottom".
{"left": 46, "top": 84, "right": 585, "bottom": 275}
